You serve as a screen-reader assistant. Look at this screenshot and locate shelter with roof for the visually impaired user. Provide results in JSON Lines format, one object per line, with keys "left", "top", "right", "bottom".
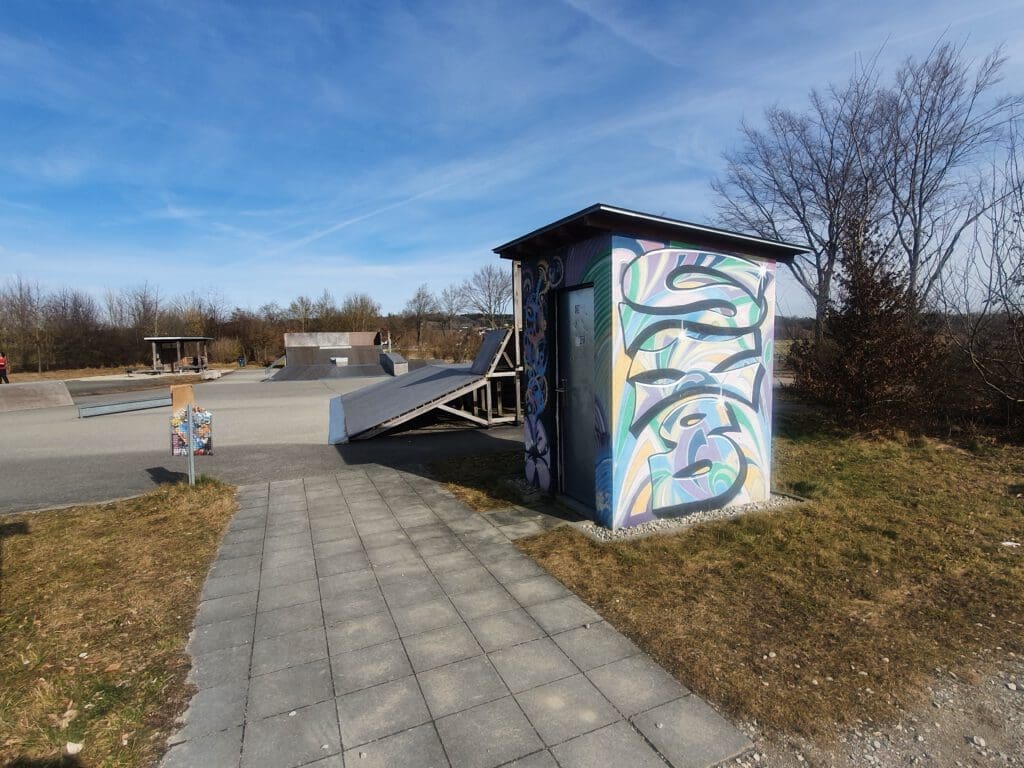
{"left": 144, "top": 336, "right": 213, "bottom": 372}
{"left": 494, "top": 203, "right": 807, "bottom": 530}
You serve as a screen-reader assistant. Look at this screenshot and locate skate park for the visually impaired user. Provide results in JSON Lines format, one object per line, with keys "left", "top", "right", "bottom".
{"left": 0, "top": 365, "right": 522, "bottom": 515}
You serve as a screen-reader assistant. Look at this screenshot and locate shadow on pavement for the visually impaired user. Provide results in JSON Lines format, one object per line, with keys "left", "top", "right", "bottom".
{"left": 145, "top": 466, "right": 189, "bottom": 485}
{"left": 334, "top": 426, "right": 523, "bottom": 470}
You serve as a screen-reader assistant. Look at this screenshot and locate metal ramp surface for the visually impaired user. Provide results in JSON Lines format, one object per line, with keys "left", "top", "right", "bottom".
{"left": 328, "top": 329, "right": 520, "bottom": 443}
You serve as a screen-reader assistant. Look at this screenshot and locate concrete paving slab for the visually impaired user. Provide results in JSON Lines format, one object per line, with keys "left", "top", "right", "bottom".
{"left": 187, "top": 614, "right": 255, "bottom": 656}
{"left": 335, "top": 675, "right": 431, "bottom": 748}
{"left": 318, "top": 568, "right": 377, "bottom": 597}
{"left": 425, "top": 549, "right": 480, "bottom": 573}
{"left": 247, "top": 658, "right": 334, "bottom": 720}
{"left": 263, "top": 531, "right": 312, "bottom": 553}
{"left": 586, "top": 654, "right": 691, "bottom": 717}
{"left": 167, "top": 468, "right": 752, "bottom": 768}
{"left": 517, "top": 674, "right": 619, "bottom": 747}
{"left": 525, "top": 596, "right": 601, "bottom": 635}
{"left": 632, "top": 696, "right": 753, "bottom": 768}
{"left": 390, "top": 596, "right": 462, "bottom": 637}
{"left": 436, "top": 696, "right": 544, "bottom": 768}
{"left": 434, "top": 565, "right": 500, "bottom": 595}
{"left": 240, "top": 700, "right": 341, "bottom": 768}
{"left": 487, "top": 557, "right": 546, "bottom": 583}
{"left": 254, "top": 600, "right": 324, "bottom": 641}
{"left": 550, "top": 721, "right": 668, "bottom": 768}
{"left": 312, "top": 537, "right": 363, "bottom": 558}
{"left": 325, "top": 611, "right": 398, "bottom": 655}
{"left": 418, "top": 655, "right": 510, "bottom": 718}
{"left": 251, "top": 626, "right": 328, "bottom": 676}
{"left": 379, "top": 574, "right": 446, "bottom": 608}
{"left": 372, "top": 560, "right": 433, "bottom": 584}
{"left": 550, "top": 621, "right": 639, "bottom": 672}
{"left": 170, "top": 681, "right": 247, "bottom": 743}
{"left": 342, "top": 722, "right": 450, "bottom": 768}
{"left": 264, "top": 546, "right": 315, "bottom": 569}
{"left": 258, "top": 578, "right": 320, "bottom": 613}
{"left": 416, "top": 535, "right": 468, "bottom": 557}
{"left": 208, "top": 553, "right": 262, "bottom": 579}
{"left": 330, "top": 638, "right": 412, "bottom": 695}
{"left": 466, "top": 609, "right": 546, "bottom": 653}
{"left": 188, "top": 644, "right": 252, "bottom": 689}
{"left": 221, "top": 526, "right": 266, "bottom": 545}
{"left": 261, "top": 560, "right": 318, "bottom": 588}
{"left": 450, "top": 586, "right": 520, "bottom": 619}
{"left": 489, "top": 637, "right": 577, "bottom": 694}
{"left": 402, "top": 623, "right": 483, "bottom": 673}
{"left": 321, "top": 586, "right": 386, "bottom": 624}
{"left": 217, "top": 539, "right": 264, "bottom": 560}
{"left": 162, "top": 725, "right": 243, "bottom": 768}
{"left": 316, "top": 550, "right": 371, "bottom": 576}
{"left": 503, "top": 575, "right": 571, "bottom": 607}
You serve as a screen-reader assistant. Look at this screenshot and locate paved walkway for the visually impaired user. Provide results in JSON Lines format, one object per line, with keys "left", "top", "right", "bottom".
{"left": 162, "top": 467, "right": 751, "bottom": 768}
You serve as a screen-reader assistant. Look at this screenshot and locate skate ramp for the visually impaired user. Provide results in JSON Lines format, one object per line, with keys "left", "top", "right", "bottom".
{"left": 0, "top": 381, "right": 75, "bottom": 413}
{"left": 329, "top": 330, "right": 518, "bottom": 443}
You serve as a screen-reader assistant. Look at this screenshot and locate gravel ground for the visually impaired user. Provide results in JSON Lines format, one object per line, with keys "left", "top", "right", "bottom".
{"left": 572, "top": 493, "right": 801, "bottom": 542}
{"left": 732, "top": 653, "right": 1024, "bottom": 767}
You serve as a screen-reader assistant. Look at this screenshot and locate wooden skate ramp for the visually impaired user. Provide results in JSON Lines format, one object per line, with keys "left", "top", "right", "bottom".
{"left": 328, "top": 330, "right": 520, "bottom": 443}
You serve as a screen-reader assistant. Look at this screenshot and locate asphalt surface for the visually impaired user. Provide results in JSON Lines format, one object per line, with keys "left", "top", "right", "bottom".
{"left": 1, "top": 369, "right": 523, "bottom": 514}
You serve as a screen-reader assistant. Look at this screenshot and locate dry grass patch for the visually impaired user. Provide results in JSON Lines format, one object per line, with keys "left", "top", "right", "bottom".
{"left": 427, "top": 451, "right": 526, "bottom": 511}
{"left": 510, "top": 422, "right": 1024, "bottom": 736}
{"left": 0, "top": 480, "right": 237, "bottom": 767}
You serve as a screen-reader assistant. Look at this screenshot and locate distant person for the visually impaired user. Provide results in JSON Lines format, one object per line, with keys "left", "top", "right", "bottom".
{"left": 0, "top": 351, "right": 8, "bottom": 384}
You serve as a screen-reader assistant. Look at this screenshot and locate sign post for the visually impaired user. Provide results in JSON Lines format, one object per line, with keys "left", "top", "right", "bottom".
{"left": 171, "top": 399, "right": 212, "bottom": 485}
{"left": 185, "top": 403, "right": 196, "bottom": 486}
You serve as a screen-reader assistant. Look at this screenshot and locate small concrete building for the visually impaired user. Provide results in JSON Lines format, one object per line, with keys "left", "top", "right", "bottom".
{"left": 494, "top": 204, "right": 806, "bottom": 530}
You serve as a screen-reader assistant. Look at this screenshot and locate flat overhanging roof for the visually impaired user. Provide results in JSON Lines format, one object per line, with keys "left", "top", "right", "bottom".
{"left": 493, "top": 203, "right": 809, "bottom": 262}
{"left": 144, "top": 336, "right": 214, "bottom": 343}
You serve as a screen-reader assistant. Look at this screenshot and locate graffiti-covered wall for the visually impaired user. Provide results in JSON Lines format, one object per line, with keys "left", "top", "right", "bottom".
{"left": 517, "top": 233, "right": 777, "bottom": 530}
{"left": 521, "top": 235, "right": 615, "bottom": 526}
{"left": 610, "top": 237, "right": 776, "bottom": 528}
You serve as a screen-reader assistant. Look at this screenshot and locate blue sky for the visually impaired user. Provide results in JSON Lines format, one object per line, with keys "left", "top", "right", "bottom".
{"left": 1, "top": 0, "right": 1022, "bottom": 316}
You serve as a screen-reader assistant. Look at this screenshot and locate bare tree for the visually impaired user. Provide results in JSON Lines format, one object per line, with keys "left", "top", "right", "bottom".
{"left": 942, "top": 133, "right": 1024, "bottom": 424}
{"left": 878, "top": 41, "right": 1023, "bottom": 302}
{"left": 338, "top": 293, "right": 381, "bottom": 331}
{"left": 43, "top": 287, "right": 103, "bottom": 368}
{"left": 463, "top": 264, "right": 512, "bottom": 329}
{"left": 404, "top": 284, "right": 438, "bottom": 346}
{"left": 169, "top": 291, "right": 212, "bottom": 336}
{"left": 0, "top": 276, "right": 46, "bottom": 372}
{"left": 437, "top": 283, "right": 466, "bottom": 331}
{"left": 713, "top": 63, "right": 883, "bottom": 339}
{"left": 288, "top": 295, "right": 315, "bottom": 332}
{"left": 313, "top": 290, "right": 340, "bottom": 331}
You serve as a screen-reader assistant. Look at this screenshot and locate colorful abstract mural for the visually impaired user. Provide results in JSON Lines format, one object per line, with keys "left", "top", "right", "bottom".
{"left": 611, "top": 240, "right": 775, "bottom": 527}
{"left": 520, "top": 235, "right": 615, "bottom": 526}
{"left": 522, "top": 256, "right": 563, "bottom": 492}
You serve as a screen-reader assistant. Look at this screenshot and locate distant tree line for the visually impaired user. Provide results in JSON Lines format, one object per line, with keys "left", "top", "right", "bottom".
{"left": 714, "top": 38, "right": 1024, "bottom": 434}
{"left": 0, "top": 265, "right": 512, "bottom": 372}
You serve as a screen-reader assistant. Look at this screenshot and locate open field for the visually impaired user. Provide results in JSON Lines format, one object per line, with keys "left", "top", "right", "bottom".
{"left": 0, "top": 480, "right": 237, "bottom": 767}
{"left": 434, "top": 416, "right": 1024, "bottom": 737}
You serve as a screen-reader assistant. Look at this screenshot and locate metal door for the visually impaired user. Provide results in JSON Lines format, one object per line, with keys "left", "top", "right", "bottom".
{"left": 557, "top": 286, "right": 595, "bottom": 508}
